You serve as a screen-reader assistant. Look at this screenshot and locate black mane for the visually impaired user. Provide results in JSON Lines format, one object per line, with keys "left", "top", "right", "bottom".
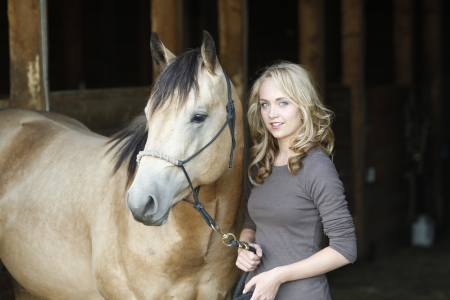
{"left": 107, "top": 48, "right": 203, "bottom": 187}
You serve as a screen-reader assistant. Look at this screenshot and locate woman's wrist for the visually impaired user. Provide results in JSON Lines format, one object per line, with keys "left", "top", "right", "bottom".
{"left": 271, "top": 266, "right": 288, "bottom": 285}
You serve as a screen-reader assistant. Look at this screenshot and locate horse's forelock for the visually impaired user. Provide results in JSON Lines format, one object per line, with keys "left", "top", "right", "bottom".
{"left": 149, "top": 48, "right": 203, "bottom": 117}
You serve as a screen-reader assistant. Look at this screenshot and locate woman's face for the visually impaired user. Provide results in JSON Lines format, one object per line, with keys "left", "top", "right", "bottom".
{"left": 258, "top": 77, "right": 303, "bottom": 145}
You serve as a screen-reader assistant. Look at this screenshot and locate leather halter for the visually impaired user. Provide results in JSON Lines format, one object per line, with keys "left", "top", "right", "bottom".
{"left": 136, "top": 71, "right": 237, "bottom": 234}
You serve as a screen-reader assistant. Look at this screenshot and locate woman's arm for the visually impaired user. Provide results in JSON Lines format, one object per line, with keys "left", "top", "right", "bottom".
{"left": 243, "top": 247, "right": 350, "bottom": 299}
{"left": 235, "top": 228, "right": 263, "bottom": 272}
{"left": 239, "top": 228, "right": 256, "bottom": 243}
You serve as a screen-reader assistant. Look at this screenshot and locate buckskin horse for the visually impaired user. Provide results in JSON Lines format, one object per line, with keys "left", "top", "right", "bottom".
{"left": 0, "top": 31, "right": 244, "bottom": 299}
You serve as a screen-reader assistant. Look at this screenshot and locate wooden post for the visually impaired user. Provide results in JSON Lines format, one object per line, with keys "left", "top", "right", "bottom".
{"left": 341, "top": 0, "right": 366, "bottom": 258}
{"left": 8, "top": 0, "right": 46, "bottom": 110}
{"left": 298, "top": 0, "right": 325, "bottom": 92}
{"left": 151, "top": 0, "right": 184, "bottom": 82}
{"left": 394, "top": 0, "right": 413, "bottom": 85}
{"left": 423, "top": 0, "right": 443, "bottom": 224}
{"left": 218, "top": 0, "right": 247, "bottom": 104}
{"left": 218, "top": 0, "right": 248, "bottom": 199}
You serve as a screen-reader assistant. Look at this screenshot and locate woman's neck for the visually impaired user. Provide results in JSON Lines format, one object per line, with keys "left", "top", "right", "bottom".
{"left": 274, "top": 139, "right": 313, "bottom": 166}
{"left": 274, "top": 138, "right": 295, "bottom": 166}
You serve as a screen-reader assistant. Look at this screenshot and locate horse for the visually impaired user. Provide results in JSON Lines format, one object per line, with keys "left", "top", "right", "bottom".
{"left": 0, "top": 31, "right": 244, "bottom": 299}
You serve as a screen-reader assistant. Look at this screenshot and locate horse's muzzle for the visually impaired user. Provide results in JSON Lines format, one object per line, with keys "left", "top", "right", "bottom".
{"left": 126, "top": 192, "right": 170, "bottom": 226}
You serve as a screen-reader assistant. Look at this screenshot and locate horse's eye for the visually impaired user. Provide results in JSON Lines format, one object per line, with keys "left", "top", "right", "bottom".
{"left": 192, "top": 114, "right": 207, "bottom": 123}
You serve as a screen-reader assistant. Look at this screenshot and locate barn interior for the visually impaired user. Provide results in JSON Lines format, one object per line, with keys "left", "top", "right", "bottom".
{"left": 1, "top": 0, "right": 449, "bottom": 299}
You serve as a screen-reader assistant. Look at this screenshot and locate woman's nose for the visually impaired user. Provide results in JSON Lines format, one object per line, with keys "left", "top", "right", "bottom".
{"left": 268, "top": 106, "right": 278, "bottom": 118}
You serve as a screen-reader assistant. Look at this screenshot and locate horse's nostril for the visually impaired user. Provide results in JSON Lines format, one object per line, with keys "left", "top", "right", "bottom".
{"left": 144, "top": 196, "right": 157, "bottom": 216}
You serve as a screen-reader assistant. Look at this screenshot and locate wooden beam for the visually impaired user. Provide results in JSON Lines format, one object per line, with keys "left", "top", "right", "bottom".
{"left": 218, "top": 0, "right": 247, "bottom": 104}
{"left": 423, "top": 0, "right": 443, "bottom": 224}
{"left": 8, "top": 0, "right": 46, "bottom": 110}
{"left": 50, "top": 87, "right": 150, "bottom": 130}
{"left": 298, "top": 0, "right": 325, "bottom": 91}
{"left": 151, "top": 0, "right": 184, "bottom": 82}
{"left": 341, "top": 0, "right": 366, "bottom": 258}
{"left": 394, "top": 0, "right": 414, "bottom": 85}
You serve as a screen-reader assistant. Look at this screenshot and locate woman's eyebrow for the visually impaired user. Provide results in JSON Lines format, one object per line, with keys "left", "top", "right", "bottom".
{"left": 275, "top": 97, "right": 288, "bottom": 101}
{"left": 259, "top": 97, "right": 288, "bottom": 101}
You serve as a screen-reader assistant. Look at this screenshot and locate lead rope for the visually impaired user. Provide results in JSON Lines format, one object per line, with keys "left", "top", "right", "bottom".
{"left": 183, "top": 188, "right": 255, "bottom": 300}
{"left": 181, "top": 181, "right": 254, "bottom": 300}
{"left": 231, "top": 243, "right": 255, "bottom": 300}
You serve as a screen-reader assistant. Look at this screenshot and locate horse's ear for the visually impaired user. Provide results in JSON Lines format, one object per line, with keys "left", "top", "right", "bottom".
{"left": 201, "top": 31, "right": 221, "bottom": 75}
{"left": 150, "top": 32, "right": 176, "bottom": 70}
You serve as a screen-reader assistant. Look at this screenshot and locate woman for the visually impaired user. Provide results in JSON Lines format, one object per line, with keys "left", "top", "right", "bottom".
{"left": 236, "top": 62, "right": 357, "bottom": 300}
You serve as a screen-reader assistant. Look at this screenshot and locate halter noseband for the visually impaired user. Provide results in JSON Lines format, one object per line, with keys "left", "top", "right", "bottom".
{"left": 135, "top": 71, "right": 237, "bottom": 232}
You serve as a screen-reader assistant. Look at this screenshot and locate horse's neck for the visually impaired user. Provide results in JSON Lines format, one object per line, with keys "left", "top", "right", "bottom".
{"left": 171, "top": 170, "right": 242, "bottom": 243}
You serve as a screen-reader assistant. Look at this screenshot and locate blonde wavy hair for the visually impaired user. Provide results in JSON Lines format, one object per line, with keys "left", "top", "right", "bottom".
{"left": 247, "top": 61, "right": 335, "bottom": 185}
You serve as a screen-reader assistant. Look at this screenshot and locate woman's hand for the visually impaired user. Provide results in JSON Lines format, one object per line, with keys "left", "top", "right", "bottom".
{"left": 243, "top": 269, "right": 282, "bottom": 300}
{"left": 235, "top": 243, "right": 263, "bottom": 272}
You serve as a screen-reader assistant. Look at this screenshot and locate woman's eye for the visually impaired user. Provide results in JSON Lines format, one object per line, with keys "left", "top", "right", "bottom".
{"left": 192, "top": 114, "right": 207, "bottom": 123}
{"left": 280, "top": 101, "right": 288, "bottom": 107}
{"left": 260, "top": 103, "right": 269, "bottom": 108}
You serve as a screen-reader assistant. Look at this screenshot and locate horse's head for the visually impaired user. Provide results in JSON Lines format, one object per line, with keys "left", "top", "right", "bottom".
{"left": 126, "top": 31, "right": 236, "bottom": 226}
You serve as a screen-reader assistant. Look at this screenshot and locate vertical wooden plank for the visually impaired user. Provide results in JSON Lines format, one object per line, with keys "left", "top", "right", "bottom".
{"left": 218, "top": 0, "right": 247, "bottom": 104}
{"left": 298, "top": 0, "right": 325, "bottom": 92}
{"left": 341, "top": 0, "right": 366, "bottom": 258}
{"left": 394, "top": 0, "right": 413, "bottom": 85}
{"left": 423, "top": 0, "right": 443, "bottom": 224}
{"left": 8, "top": 0, "right": 46, "bottom": 110}
{"left": 218, "top": 0, "right": 248, "bottom": 198}
{"left": 151, "top": 0, "right": 184, "bottom": 81}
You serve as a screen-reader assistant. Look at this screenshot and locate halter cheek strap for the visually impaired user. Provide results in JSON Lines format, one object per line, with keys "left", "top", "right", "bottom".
{"left": 224, "top": 71, "right": 236, "bottom": 168}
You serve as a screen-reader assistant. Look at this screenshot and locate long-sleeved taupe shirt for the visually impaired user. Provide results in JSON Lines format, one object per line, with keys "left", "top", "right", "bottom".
{"left": 243, "top": 146, "right": 357, "bottom": 300}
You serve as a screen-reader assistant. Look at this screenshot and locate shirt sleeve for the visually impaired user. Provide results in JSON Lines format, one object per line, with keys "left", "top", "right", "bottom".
{"left": 305, "top": 151, "right": 357, "bottom": 263}
{"left": 242, "top": 175, "right": 257, "bottom": 231}
{"left": 243, "top": 201, "right": 257, "bottom": 231}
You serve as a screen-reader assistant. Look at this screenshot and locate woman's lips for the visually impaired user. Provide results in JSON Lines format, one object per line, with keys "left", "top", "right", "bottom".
{"left": 270, "top": 122, "right": 283, "bottom": 129}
